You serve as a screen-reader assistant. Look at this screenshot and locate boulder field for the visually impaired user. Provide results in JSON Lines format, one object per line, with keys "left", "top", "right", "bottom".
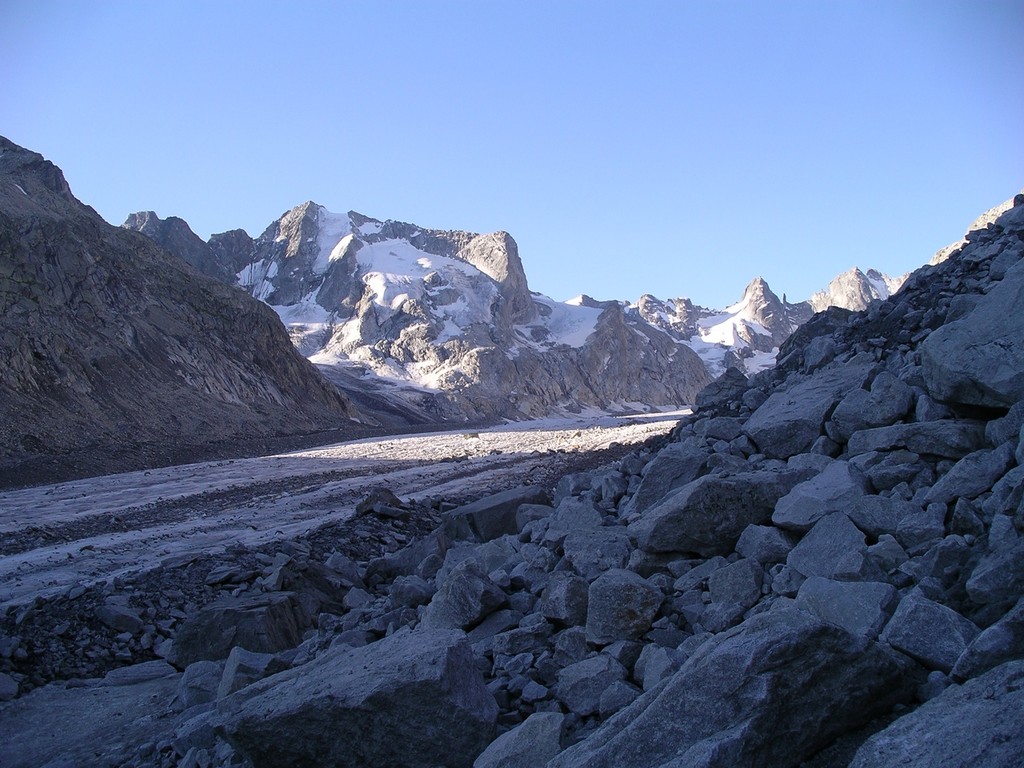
{"left": 3, "top": 196, "right": 1024, "bottom": 766}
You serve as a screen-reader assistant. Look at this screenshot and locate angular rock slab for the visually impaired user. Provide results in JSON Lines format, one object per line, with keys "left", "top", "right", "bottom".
{"left": 921, "top": 256, "right": 1024, "bottom": 408}
{"left": 850, "top": 660, "right": 1024, "bottom": 768}
{"left": 168, "top": 591, "right": 307, "bottom": 667}
{"left": 880, "top": 591, "right": 980, "bottom": 673}
{"left": 786, "top": 513, "right": 867, "bottom": 580}
{"left": 443, "top": 485, "right": 550, "bottom": 542}
{"left": 472, "top": 711, "right": 563, "bottom": 768}
{"left": 847, "top": 420, "right": 986, "bottom": 459}
{"left": 217, "top": 628, "right": 497, "bottom": 768}
{"left": 743, "top": 365, "right": 872, "bottom": 459}
{"left": 547, "top": 607, "right": 915, "bottom": 768}
{"left": 772, "top": 461, "right": 870, "bottom": 532}
{"left": 629, "top": 469, "right": 803, "bottom": 556}
{"left": 796, "top": 577, "right": 897, "bottom": 640}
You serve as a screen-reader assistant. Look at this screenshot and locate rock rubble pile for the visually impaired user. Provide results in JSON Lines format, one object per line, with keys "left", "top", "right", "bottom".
{"left": 3, "top": 194, "right": 1024, "bottom": 767}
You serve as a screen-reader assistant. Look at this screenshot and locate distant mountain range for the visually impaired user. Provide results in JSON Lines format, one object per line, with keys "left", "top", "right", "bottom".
{"left": 124, "top": 203, "right": 907, "bottom": 420}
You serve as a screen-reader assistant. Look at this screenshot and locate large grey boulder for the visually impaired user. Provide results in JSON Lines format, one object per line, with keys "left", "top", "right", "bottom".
{"left": 880, "top": 591, "right": 980, "bottom": 673}
{"left": 921, "top": 256, "right": 1024, "bottom": 408}
{"left": 472, "top": 711, "right": 563, "bottom": 768}
{"left": 772, "top": 461, "right": 870, "bottom": 532}
{"left": 554, "top": 655, "right": 628, "bottom": 716}
{"left": 541, "top": 572, "right": 589, "bottom": 627}
{"left": 629, "top": 469, "right": 803, "bottom": 556}
{"left": 786, "top": 513, "right": 867, "bottom": 580}
{"left": 422, "top": 558, "right": 508, "bottom": 631}
{"left": 217, "top": 628, "right": 497, "bottom": 768}
{"left": 561, "top": 527, "right": 631, "bottom": 581}
{"left": 924, "top": 443, "right": 1016, "bottom": 506}
{"left": 620, "top": 440, "right": 709, "bottom": 518}
{"left": 743, "top": 365, "right": 872, "bottom": 459}
{"left": 965, "top": 539, "right": 1024, "bottom": 607}
{"left": 168, "top": 592, "right": 307, "bottom": 667}
{"left": 444, "top": 486, "right": 550, "bottom": 542}
{"left": 850, "top": 660, "right": 1024, "bottom": 768}
{"left": 586, "top": 569, "right": 663, "bottom": 645}
{"left": 847, "top": 420, "right": 986, "bottom": 459}
{"left": 547, "top": 607, "right": 915, "bottom": 768}
{"left": 796, "top": 577, "right": 897, "bottom": 639}
{"left": 952, "top": 596, "right": 1024, "bottom": 681}
{"left": 827, "top": 371, "right": 915, "bottom": 443}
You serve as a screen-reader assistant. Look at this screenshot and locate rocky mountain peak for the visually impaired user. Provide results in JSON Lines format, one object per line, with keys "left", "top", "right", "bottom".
{"left": 0, "top": 136, "right": 91, "bottom": 219}
{"left": 810, "top": 266, "right": 906, "bottom": 313}
{"left": 122, "top": 210, "right": 232, "bottom": 282}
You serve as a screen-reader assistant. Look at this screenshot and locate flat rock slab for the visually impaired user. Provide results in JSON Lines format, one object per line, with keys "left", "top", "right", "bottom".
{"left": 0, "top": 664, "right": 181, "bottom": 768}
{"left": 773, "top": 461, "right": 870, "bottom": 533}
{"left": 850, "top": 660, "right": 1024, "bottom": 768}
{"left": 217, "top": 628, "right": 497, "bottom": 768}
{"left": 880, "top": 591, "right": 980, "bottom": 673}
{"left": 847, "top": 420, "right": 986, "bottom": 460}
{"left": 443, "top": 486, "right": 550, "bottom": 542}
{"left": 548, "top": 606, "right": 915, "bottom": 768}
{"left": 743, "top": 365, "right": 872, "bottom": 459}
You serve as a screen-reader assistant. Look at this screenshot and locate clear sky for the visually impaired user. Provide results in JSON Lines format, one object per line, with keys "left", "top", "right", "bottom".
{"left": 3, "top": 1, "right": 1021, "bottom": 308}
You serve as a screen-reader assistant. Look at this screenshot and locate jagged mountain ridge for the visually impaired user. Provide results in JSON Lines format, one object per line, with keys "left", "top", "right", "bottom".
{"left": 126, "top": 204, "right": 905, "bottom": 419}
{"left": 127, "top": 203, "right": 713, "bottom": 419}
{"left": 0, "top": 138, "right": 359, "bottom": 484}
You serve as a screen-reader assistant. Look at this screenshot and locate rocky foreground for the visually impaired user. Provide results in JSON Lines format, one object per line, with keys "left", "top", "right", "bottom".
{"left": 3, "top": 195, "right": 1024, "bottom": 767}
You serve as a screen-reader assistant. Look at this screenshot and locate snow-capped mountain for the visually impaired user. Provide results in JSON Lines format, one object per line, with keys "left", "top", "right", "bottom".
{"left": 809, "top": 267, "right": 906, "bottom": 313}
{"left": 126, "top": 204, "right": 906, "bottom": 421}
{"left": 126, "top": 203, "right": 711, "bottom": 420}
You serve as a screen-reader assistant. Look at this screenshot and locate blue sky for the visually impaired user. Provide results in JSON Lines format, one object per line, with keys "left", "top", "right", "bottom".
{"left": 3, "top": 1, "right": 1021, "bottom": 308}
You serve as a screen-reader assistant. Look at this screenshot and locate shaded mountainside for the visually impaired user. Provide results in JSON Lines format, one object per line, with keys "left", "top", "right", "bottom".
{"left": 0, "top": 138, "right": 359, "bottom": 485}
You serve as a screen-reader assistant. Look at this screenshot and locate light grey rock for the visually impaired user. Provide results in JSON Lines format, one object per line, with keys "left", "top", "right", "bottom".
{"left": 924, "top": 443, "right": 1016, "bottom": 506}
{"left": 952, "top": 596, "right": 1024, "bottom": 681}
{"left": 743, "top": 365, "right": 872, "bottom": 459}
{"left": 921, "top": 255, "right": 1024, "bottom": 408}
{"left": 179, "top": 660, "right": 224, "bottom": 708}
{"left": 561, "top": 527, "right": 631, "bottom": 581}
{"left": 554, "top": 654, "right": 627, "bottom": 716}
{"left": 472, "top": 711, "right": 563, "bottom": 768}
{"left": 847, "top": 420, "right": 986, "bottom": 459}
{"left": 586, "top": 569, "right": 663, "bottom": 645}
{"left": 217, "top": 628, "right": 497, "bottom": 768}
{"left": 216, "top": 647, "right": 290, "bottom": 699}
{"left": 796, "top": 577, "right": 897, "bottom": 639}
{"left": 422, "top": 558, "right": 507, "bottom": 631}
{"left": 866, "top": 534, "right": 909, "bottom": 574}
{"left": 735, "top": 524, "right": 797, "bottom": 564}
{"left": 548, "top": 496, "right": 603, "bottom": 532}
{"left": 881, "top": 591, "right": 980, "bottom": 673}
{"left": 827, "top": 372, "right": 914, "bottom": 443}
{"left": 540, "top": 573, "right": 589, "bottom": 627}
{"left": 444, "top": 486, "right": 550, "bottom": 542}
{"left": 786, "top": 513, "right": 867, "bottom": 579}
{"left": 707, "top": 558, "right": 763, "bottom": 612}
{"left": 168, "top": 592, "right": 306, "bottom": 667}
{"left": 850, "top": 660, "right": 1024, "bottom": 768}
{"left": 629, "top": 468, "right": 804, "bottom": 556}
{"left": 965, "top": 539, "right": 1024, "bottom": 607}
{"left": 547, "top": 607, "right": 915, "bottom": 768}
{"left": 772, "top": 461, "right": 870, "bottom": 532}
{"left": 672, "top": 556, "right": 728, "bottom": 593}
{"left": 619, "top": 440, "right": 709, "bottom": 518}
{"left": 389, "top": 574, "right": 435, "bottom": 607}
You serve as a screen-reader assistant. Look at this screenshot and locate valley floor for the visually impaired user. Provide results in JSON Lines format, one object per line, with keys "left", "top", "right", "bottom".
{"left": 0, "top": 411, "right": 686, "bottom": 612}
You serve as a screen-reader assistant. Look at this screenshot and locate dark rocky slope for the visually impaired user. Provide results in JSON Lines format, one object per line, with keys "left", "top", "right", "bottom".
{"left": 2, "top": 189, "right": 1023, "bottom": 767}
{"left": 0, "top": 138, "right": 359, "bottom": 486}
